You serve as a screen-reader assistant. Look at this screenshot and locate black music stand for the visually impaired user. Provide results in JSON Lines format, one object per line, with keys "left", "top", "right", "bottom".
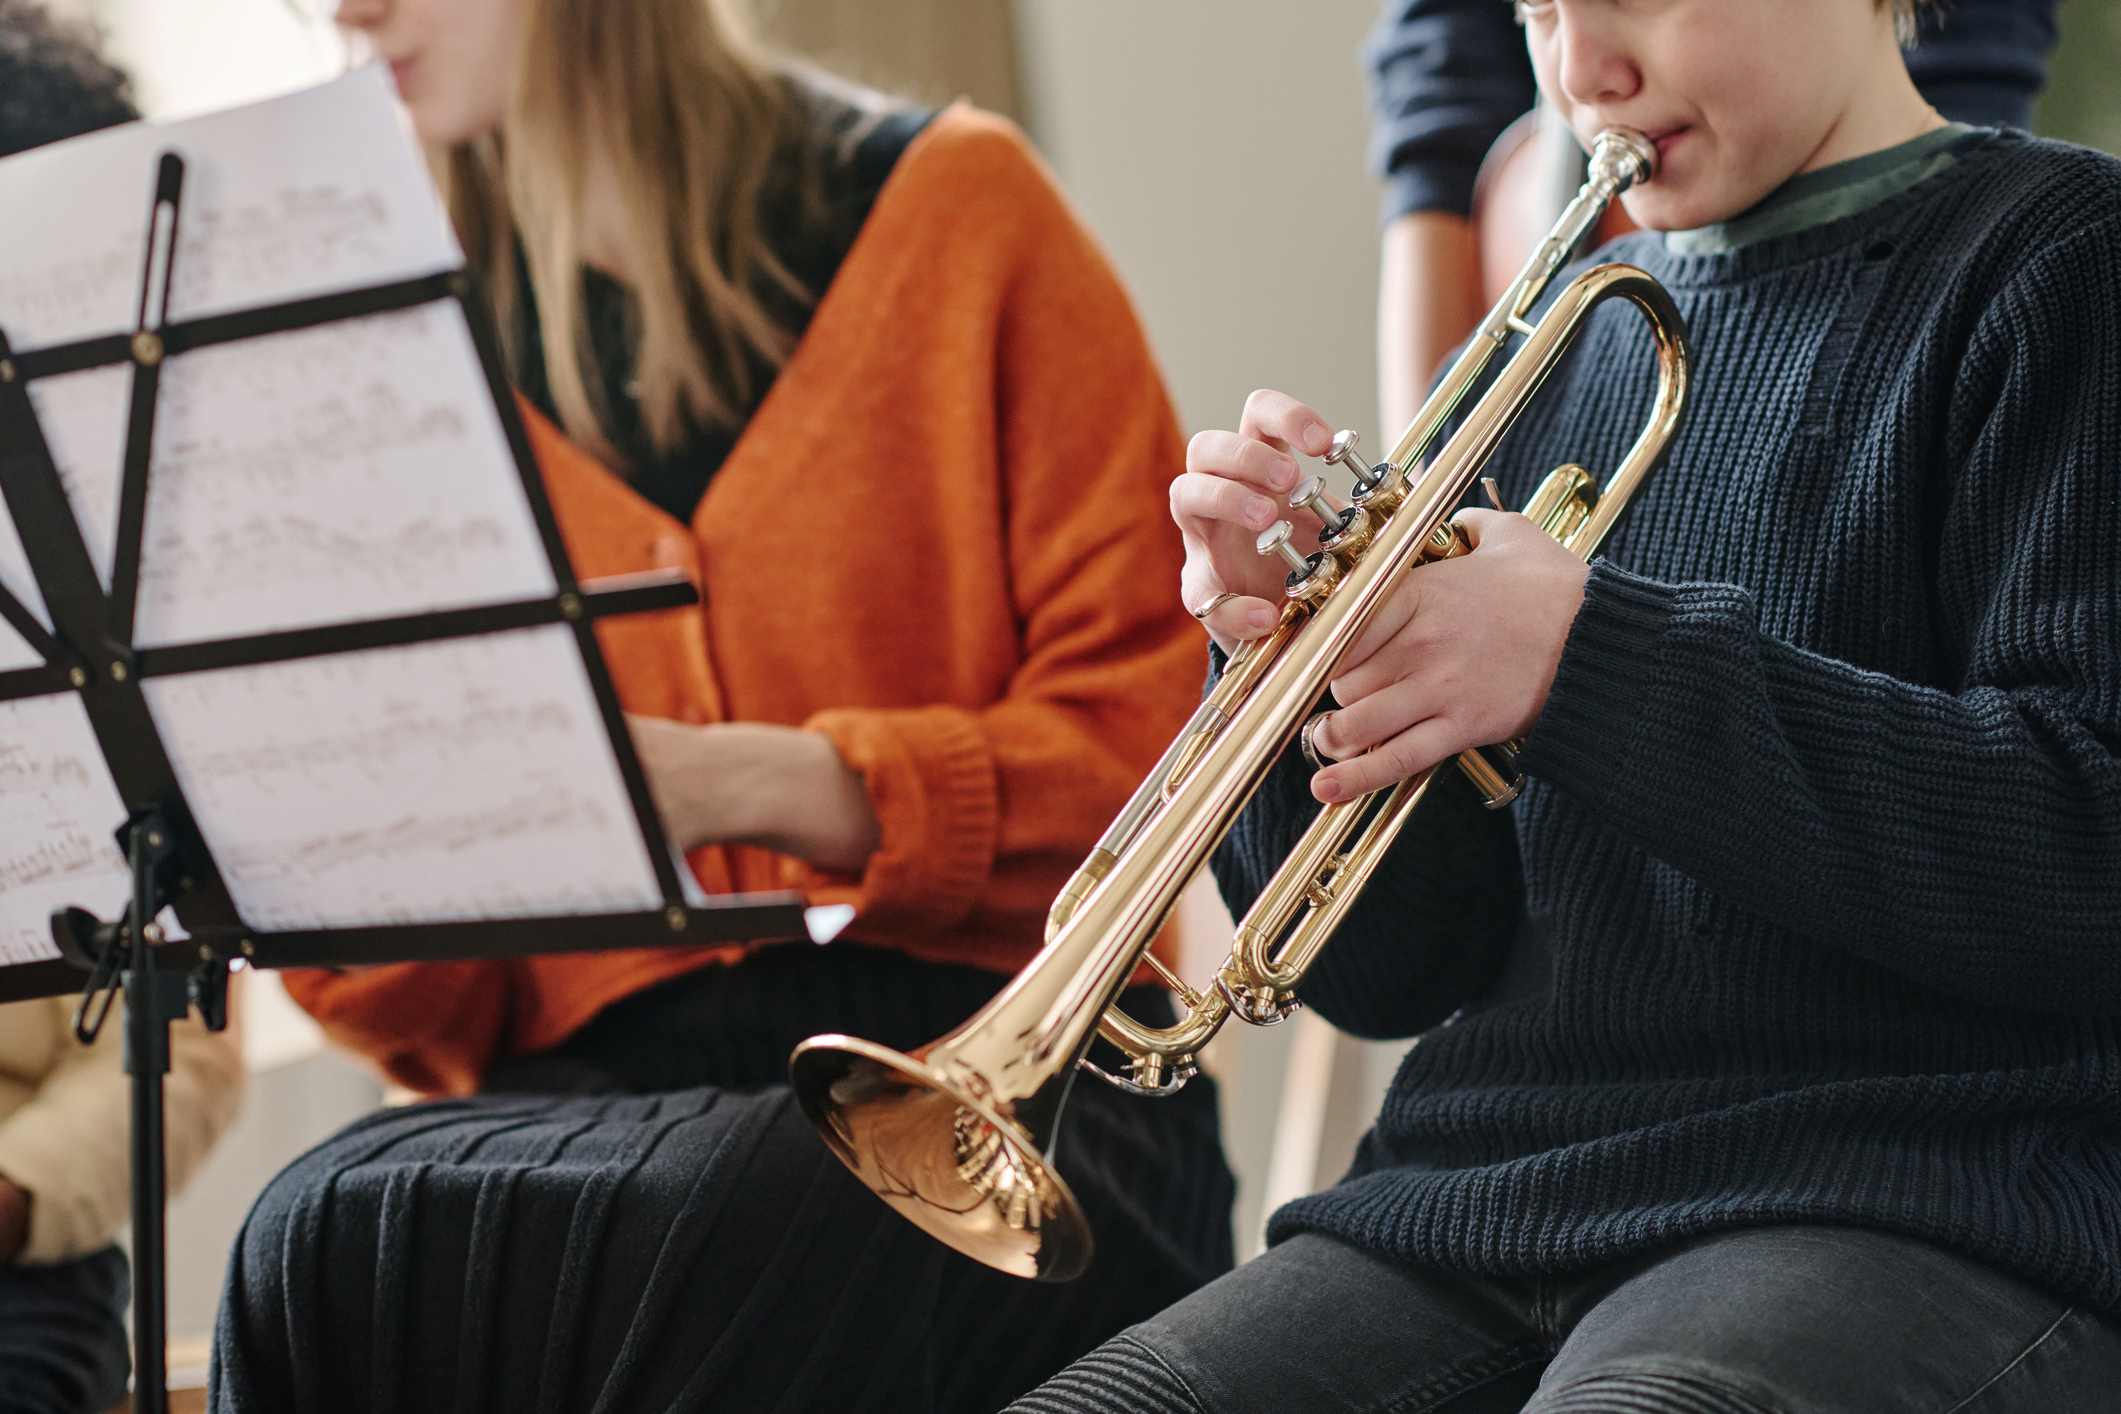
{"left": 0, "top": 154, "right": 814, "bottom": 1413}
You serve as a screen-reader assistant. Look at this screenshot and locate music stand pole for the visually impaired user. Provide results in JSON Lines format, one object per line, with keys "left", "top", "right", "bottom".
{"left": 117, "top": 816, "right": 191, "bottom": 1414}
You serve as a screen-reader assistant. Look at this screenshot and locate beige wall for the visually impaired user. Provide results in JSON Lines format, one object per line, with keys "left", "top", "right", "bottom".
{"left": 756, "top": 0, "right": 1022, "bottom": 120}
{"left": 1012, "top": 0, "right": 1384, "bottom": 445}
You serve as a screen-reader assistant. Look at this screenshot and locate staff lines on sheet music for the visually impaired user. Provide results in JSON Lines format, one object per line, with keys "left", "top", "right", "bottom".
{"left": 169, "top": 185, "right": 394, "bottom": 314}
{"left": 150, "top": 387, "right": 469, "bottom": 483}
{"left": 228, "top": 878, "right": 659, "bottom": 933}
{"left": 0, "top": 827, "right": 106, "bottom": 895}
{"left": 0, "top": 186, "right": 402, "bottom": 347}
{"left": 0, "top": 742, "right": 96, "bottom": 795}
{"left": 168, "top": 301, "right": 459, "bottom": 389}
{"left": 0, "top": 239, "right": 137, "bottom": 348}
{"left": 172, "top": 694, "right": 581, "bottom": 788}
{"left": 117, "top": 303, "right": 555, "bottom": 644}
{"left": 143, "top": 629, "right": 664, "bottom": 931}
{"left": 140, "top": 512, "right": 513, "bottom": 605}
{"left": 211, "top": 786, "right": 616, "bottom": 881}
{"left": 0, "top": 698, "right": 131, "bottom": 966}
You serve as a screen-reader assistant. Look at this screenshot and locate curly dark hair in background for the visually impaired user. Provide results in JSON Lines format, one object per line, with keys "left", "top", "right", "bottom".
{"left": 0, "top": 0, "right": 137, "bottom": 159}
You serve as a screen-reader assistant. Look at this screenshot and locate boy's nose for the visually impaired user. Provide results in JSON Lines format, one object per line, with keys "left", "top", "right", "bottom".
{"left": 1552, "top": 9, "right": 1644, "bottom": 111}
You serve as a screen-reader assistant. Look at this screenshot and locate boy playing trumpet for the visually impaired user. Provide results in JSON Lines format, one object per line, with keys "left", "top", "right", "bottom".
{"left": 1016, "top": 0, "right": 2121, "bottom": 1409}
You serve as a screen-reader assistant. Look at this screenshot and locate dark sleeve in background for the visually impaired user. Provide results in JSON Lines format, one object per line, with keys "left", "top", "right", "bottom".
{"left": 1365, "top": 0, "right": 2061, "bottom": 226}
{"left": 1364, "top": 0, "right": 1535, "bottom": 226}
{"left": 1903, "top": 0, "right": 2059, "bottom": 129}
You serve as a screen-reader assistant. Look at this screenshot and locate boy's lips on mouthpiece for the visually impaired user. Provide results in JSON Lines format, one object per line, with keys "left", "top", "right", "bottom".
{"left": 1644, "top": 127, "right": 1692, "bottom": 163}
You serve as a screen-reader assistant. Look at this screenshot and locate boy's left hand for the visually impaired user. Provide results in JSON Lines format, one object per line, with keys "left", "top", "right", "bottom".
{"left": 1305, "top": 507, "right": 1589, "bottom": 803}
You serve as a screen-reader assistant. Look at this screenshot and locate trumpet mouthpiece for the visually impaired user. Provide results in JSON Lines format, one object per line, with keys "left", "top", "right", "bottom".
{"left": 1590, "top": 127, "right": 1659, "bottom": 190}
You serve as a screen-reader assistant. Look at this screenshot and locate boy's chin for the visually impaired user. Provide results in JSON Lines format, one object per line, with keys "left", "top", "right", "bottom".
{"left": 1619, "top": 185, "right": 1750, "bottom": 235}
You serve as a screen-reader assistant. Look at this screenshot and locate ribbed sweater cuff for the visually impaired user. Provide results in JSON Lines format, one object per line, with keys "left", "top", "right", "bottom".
{"left": 1381, "top": 165, "right": 1478, "bottom": 226}
{"left": 801, "top": 705, "right": 998, "bottom": 936}
{"left": 1519, "top": 561, "right": 1679, "bottom": 806}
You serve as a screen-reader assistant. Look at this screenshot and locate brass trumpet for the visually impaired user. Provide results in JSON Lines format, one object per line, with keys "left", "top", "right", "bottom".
{"left": 790, "top": 127, "right": 1690, "bottom": 1281}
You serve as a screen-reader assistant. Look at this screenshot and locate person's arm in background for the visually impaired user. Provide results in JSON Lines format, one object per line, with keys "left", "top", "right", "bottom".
{"left": 1366, "top": 0, "right": 1535, "bottom": 431}
{"left": 1905, "top": 0, "right": 2058, "bottom": 130}
{"left": 0, "top": 996, "right": 245, "bottom": 1264}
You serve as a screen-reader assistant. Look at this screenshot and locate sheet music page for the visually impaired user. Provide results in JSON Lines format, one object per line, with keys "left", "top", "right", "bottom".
{"left": 141, "top": 627, "right": 663, "bottom": 931}
{"left": 0, "top": 512, "right": 48, "bottom": 671}
{"left": 20, "top": 364, "right": 128, "bottom": 589}
{"left": 0, "top": 66, "right": 458, "bottom": 351}
{"left": 0, "top": 628, "right": 40, "bottom": 675}
{"left": 130, "top": 304, "right": 555, "bottom": 644}
{"left": 0, "top": 69, "right": 554, "bottom": 635}
{"left": 0, "top": 695, "right": 133, "bottom": 964}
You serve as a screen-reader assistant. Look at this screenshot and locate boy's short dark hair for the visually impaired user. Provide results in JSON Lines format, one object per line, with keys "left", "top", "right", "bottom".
{"left": 0, "top": 0, "right": 137, "bottom": 160}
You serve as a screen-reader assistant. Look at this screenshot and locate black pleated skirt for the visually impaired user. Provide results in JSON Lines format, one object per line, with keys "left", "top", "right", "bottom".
{"left": 212, "top": 944, "right": 1235, "bottom": 1414}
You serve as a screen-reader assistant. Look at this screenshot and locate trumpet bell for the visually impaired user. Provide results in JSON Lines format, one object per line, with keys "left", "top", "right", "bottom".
{"left": 789, "top": 1034, "right": 1094, "bottom": 1281}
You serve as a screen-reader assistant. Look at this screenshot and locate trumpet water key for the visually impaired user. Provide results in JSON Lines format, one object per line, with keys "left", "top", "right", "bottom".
{"left": 790, "top": 127, "right": 1691, "bottom": 1282}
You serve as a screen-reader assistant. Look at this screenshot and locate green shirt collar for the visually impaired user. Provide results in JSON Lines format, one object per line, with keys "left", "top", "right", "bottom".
{"left": 1665, "top": 123, "right": 1990, "bottom": 255}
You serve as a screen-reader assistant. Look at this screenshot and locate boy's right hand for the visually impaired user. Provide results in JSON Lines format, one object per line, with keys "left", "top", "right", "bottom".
{"left": 1173, "top": 390, "right": 1342, "bottom": 652}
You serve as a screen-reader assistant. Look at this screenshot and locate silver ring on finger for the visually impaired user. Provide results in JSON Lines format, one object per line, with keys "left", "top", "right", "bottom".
{"left": 1300, "top": 710, "right": 1337, "bottom": 771}
{"left": 1190, "top": 591, "right": 1241, "bottom": 623}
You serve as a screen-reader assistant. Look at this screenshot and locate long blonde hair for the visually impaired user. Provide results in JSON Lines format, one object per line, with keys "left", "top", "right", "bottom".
{"left": 441, "top": 0, "right": 807, "bottom": 462}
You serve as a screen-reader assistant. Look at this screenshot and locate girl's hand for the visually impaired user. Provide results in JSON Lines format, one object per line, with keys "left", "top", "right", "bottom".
{"left": 1173, "top": 390, "right": 1344, "bottom": 653}
{"left": 626, "top": 718, "right": 880, "bottom": 873}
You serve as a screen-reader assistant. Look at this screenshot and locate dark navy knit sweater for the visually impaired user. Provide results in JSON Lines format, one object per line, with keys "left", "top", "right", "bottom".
{"left": 1216, "top": 131, "right": 2121, "bottom": 1310}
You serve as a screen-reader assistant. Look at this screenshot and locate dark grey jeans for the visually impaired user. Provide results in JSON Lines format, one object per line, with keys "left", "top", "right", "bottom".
{"left": 1009, "top": 1226, "right": 2121, "bottom": 1413}
{"left": 0, "top": 1244, "right": 131, "bottom": 1414}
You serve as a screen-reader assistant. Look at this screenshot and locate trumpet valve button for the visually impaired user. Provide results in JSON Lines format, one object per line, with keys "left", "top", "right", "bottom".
{"left": 1326, "top": 429, "right": 1359, "bottom": 465}
{"left": 1288, "top": 474, "right": 1345, "bottom": 535}
{"left": 1255, "top": 521, "right": 1313, "bottom": 576}
{"left": 1326, "top": 429, "right": 1385, "bottom": 490}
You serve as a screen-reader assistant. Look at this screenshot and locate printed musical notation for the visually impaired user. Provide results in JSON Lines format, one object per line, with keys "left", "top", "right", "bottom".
{"left": 0, "top": 510, "right": 47, "bottom": 672}
{"left": 0, "top": 67, "right": 458, "bottom": 350}
{"left": 22, "top": 288, "right": 551, "bottom": 641}
{"left": 129, "top": 304, "right": 554, "bottom": 646}
{"left": 0, "top": 695, "right": 133, "bottom": 965}
{"left": 23, "top": 364, "right": 127, "bottom": 590}
{"left": 142, "top": 626, "right": 662, "bottom": 932}
{"left": 0, "top": 626, "right": 39, "bottom": 676}
{"left": 0, "top": 240, "right": 134, "bottom": 355}
{"left": 169, "top": 184, "right": 395, "bottom": 316}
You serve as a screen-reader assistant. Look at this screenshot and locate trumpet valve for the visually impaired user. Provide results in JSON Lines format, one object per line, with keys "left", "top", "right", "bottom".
{"left": 1324, "top": 429, "right": 1386, "bottom": 491}
{"left": 1256, "top": 521, "right": 1342, "bottom": 601}
{"left": 1350, "top": 460, "right": 1409, "bottom": 513}
{"left": 1421, "top": 520, "right": 1474, "bottom": 562}
{"left": 1288, "top": 473, "right": 1341, "bottom": 528}
{"left": 1256, "top": 520, "right": 1310, "bottom": 575}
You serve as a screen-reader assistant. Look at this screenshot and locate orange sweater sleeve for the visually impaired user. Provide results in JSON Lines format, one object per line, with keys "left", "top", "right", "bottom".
{"left": 279, "top": 960, "right": 510, "bottom": 1095}
{"left": 797, "top": 127, "right": 1197, "bottom": 946}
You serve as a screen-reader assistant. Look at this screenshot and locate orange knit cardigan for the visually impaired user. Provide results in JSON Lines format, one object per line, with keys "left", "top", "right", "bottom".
{"left": 282, "top": 108, "right": 1200, "bottom": 1094}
